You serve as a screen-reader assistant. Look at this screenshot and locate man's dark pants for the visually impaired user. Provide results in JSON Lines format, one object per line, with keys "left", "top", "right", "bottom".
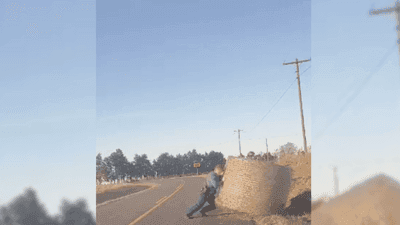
{"left": 186, "top": 188, "right": 217, "bottom": 217}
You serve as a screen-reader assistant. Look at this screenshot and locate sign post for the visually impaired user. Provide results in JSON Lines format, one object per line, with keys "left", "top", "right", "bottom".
{"left": 193, "top": 163, "right": 201, "bottom": 175}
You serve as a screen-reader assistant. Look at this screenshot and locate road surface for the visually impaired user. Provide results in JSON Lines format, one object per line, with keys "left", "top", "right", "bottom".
{"left": 96, "top": 176, "right": 256, "bottom": 225}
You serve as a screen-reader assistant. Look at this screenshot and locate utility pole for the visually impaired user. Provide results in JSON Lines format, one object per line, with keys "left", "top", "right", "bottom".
{"left": 333, "top": 166, "right": 339, "bottom": 196}
{"left": 234, "top": 129, "right": 244, "bottom": 156}
{"left": 266, "top": 138, "right": 269, "bottom": 161}
{"left": 283, "top": 58, "right": 310, "bottom": 153}
{"left": 370, "top": 1, "right": 400, "bottom": 65}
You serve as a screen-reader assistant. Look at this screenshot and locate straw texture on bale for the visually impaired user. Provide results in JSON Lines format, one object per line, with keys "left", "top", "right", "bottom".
{"left": 312, "top": 173, "right": 400, "bottom": 225}
{"left": 216, "top": 157, "right": 291, "bottom": 216}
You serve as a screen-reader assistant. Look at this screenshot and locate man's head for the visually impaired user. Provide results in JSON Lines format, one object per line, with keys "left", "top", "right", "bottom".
{"left": 213, "top": 164, "right": 224, "bottom": 176}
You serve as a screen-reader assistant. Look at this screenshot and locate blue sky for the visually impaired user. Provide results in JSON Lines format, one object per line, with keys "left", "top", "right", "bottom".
{"left": 312, "top": 0, "right": 400, "bottom": 200}
{"left": 0, "top": 0, "right": 95, "bottom": 217}
{"left": 96, "top": 0, "right": 311, "bottom": 164}
{"left": 4, "top": 0, "right": 396, "bottom": 214}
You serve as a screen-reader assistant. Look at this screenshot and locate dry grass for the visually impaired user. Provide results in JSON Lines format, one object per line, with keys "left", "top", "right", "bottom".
{"left": 96, "top": 183, "right": 157, "bottom": 194}
{"left": 196, "top": 173, "right": 210, "bottom": 178}
{"left": 254, "top": 214, "right": 309, "bottom": 225}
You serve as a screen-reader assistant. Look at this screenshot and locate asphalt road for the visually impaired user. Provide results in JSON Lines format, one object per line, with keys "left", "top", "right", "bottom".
{"left": 97, "top": 186, "right": 148, "bottom": 205}
{"left": 96, "top": 176, "right": 256, "bottom": 225}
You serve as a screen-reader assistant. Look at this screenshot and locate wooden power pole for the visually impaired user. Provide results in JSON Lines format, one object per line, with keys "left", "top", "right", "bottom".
{"left": 283, "top": 58, "right": 310, "bottom": 153}
{"left": 333, "top": 166, "right": 339, "bottom": 196}
{"left": 266, "top": 138, "right": 269, "bottom": 161}
{"left": 234, "top": 129, "right": 243, "bottom": 156}
{"left": 370, "top": 1, "right": 400, "bottom": 65}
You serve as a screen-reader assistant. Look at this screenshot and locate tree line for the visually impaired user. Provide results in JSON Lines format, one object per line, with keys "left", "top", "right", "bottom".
{"left": 96, "top": 142, "right": 307, "bottom": 182}
{"left": 96, "top": 149, "right": 225, "bottom": 181}
{"left": 0, "top": 188, "right": 95, "bottom": 225}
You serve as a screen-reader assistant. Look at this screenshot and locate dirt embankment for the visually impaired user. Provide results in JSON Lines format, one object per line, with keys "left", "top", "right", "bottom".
{"left": 276, "top": 153, "right": 311, "bottom": 210}
{"left": 270, "top": 152, "right": 311, "bottom": 224}
{"left": 253, "top": 152, "right": 311, "bottom": 225}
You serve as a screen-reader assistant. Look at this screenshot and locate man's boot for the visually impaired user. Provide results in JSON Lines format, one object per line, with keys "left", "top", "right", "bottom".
{"left": 199, "top": 209, "right": 208, "bottom": 217}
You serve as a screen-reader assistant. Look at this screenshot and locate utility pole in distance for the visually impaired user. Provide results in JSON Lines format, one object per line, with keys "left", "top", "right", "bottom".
{"left": 234, "top": 129, "right": 244, "bottom": 156}
{"left": 266, "top": 138, "right": 269, "bottom": 161}
{"left": 333, "top": 166, "right": 339, "bottom": 197}
{"left": 369, "top": 1, "right": 400, "bottom": 65}
{"left": 283, "top": 58, "right": 310, "bottom": 153}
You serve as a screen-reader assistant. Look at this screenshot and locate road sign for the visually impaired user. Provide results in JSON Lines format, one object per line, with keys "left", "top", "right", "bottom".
{"left": 193, "top": 163, "right": 201, "bottom": 168}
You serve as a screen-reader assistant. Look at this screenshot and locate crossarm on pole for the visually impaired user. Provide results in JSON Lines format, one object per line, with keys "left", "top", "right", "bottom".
{"left": 282, "top": 58, "right": 310, "bottom": 66}
{"left": 370, "top": 1, "right": 400, "bottom": 16}
{"left": 370, "top": 7, "right": 396, "bottom": 15}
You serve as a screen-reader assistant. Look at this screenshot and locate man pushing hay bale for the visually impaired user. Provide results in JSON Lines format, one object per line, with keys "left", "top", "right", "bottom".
{"left": 185, "top": 164, "right": 225, "bottom": 219}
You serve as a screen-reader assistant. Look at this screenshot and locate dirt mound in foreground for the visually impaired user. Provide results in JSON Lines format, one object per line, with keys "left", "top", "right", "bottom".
{"left": 312, "top": 173, "right": 400, "bottom": 225}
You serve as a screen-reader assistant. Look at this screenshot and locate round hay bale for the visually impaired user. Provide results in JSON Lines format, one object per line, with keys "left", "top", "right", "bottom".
{"left": 216, "top": 157, "right": 292, "bottom": 216}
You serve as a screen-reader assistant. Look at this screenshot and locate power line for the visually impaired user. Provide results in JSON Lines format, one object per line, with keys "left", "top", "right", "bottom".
{"left": 195, "top": 137, "right": 237, "bottom": 151}
{"left": 301, "top": 65, "right": 311, "bottom": 75}
{"left": 248, "top": 65, "right": 311, "bottom": 134}
{"left": 283, "top": 51, "right": 292, "bottom": 64}
{"left": 197, "top": 66, "right": 311, "bottom": 152}
{"left": 315, "top": 43, "right": 397, "bottom": 140}
{"left": 248, "top": 77, "right": 297, "bottom": 133}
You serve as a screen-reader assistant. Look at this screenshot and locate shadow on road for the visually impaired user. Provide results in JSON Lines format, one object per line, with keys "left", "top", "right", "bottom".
{"left": 192, "top": 212, "right": 235, "bottom": 218}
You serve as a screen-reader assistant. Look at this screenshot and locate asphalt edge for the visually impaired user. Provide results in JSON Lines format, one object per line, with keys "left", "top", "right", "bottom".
{"left": 96, "top": 183, "right": 160, "bottom": 208}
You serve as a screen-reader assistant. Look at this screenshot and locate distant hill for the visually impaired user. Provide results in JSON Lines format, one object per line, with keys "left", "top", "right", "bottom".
{"left": 312, "top": 173, "right": 400, "bottom": 225}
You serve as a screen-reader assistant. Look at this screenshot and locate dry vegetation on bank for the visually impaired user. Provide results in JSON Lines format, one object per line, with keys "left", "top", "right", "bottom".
{"left": 96, "top": 183, "right": 157, "bottom": 195}
{"left": 258, "top": 151, "right": 311, "bottom": 224}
